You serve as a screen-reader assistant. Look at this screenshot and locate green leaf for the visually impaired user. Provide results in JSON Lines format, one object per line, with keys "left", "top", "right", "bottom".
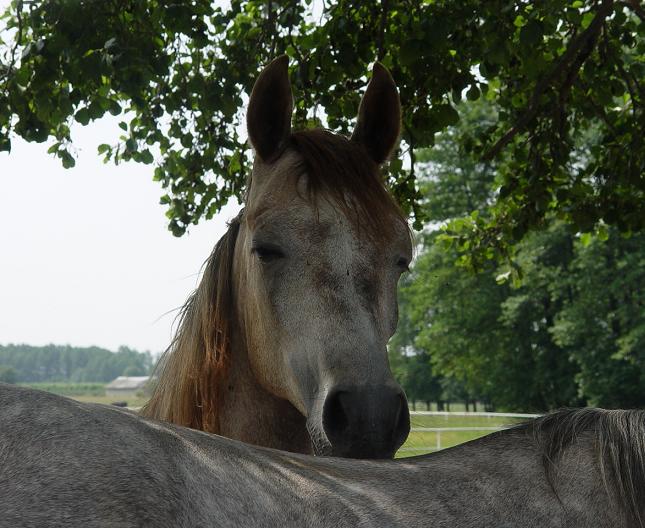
{"left": 139, "top": 149, "right": 153, "bottom": 164}
{"left": 596, "top": 224, "right": 609, "bottom": 242}
{"left": 433, "top": 104, "right": 460, "bottom": 127}
{"left": 74, "top": 108, "right": 90, "bottom": 125}
{"left": 108, "top": 100, "right": 121, "bottom": 116}
{"left": 59, "top": 151, "right": 76, "bottom": 169}
{"left": 466, "top": 86, "right": 480, "bottom": 101}
{"left": 581, "top": 11, "right": 594, "bottom": 29}
{"left": 0, "top": 137, "right": 11, "bottom": 152}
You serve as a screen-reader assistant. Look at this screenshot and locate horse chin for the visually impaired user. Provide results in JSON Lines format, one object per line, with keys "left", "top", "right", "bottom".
{"left": 306, "top": 421, "right": 332, "bottom": 456}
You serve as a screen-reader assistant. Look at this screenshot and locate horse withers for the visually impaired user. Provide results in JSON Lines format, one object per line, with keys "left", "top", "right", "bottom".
{"left": 2, "top": 383, "right": 644, "bottom": 528}
{"left": 142, "top": 57, "right": 412, "bottom": 459}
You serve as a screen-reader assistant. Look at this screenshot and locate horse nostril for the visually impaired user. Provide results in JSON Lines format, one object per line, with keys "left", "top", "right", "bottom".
{"left": 322, "top": 390, "right": 350, "bottom": 445}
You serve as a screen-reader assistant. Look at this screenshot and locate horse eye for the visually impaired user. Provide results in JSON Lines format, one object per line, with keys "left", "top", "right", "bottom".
{"left": 396, "top": 257, "right": 410, "bottom": 272}
{"left": 252, "top": 245, "right": 285, "bottom": 263}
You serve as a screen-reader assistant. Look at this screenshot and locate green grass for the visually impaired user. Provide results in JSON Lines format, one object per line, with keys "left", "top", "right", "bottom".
{"left": 20, "top": 382, "right": 107, "bottom": 397}
{"left": 20, "top": 382, "right": 149, "bottom": 408}
{"left": 396, "top": 413, "right": 530, "bottom": 458}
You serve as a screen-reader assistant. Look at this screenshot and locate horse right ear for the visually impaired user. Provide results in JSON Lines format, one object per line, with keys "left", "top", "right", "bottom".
{"left": 351, "top": 63, "right": 401, "bottom": 165}
{"left": 246, "top": 55, "right": 293, "bottom": 162}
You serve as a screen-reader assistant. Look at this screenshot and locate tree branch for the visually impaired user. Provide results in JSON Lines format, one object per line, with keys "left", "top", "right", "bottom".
{"left": 484, "top": 0, "right": 615, "bottom": 160}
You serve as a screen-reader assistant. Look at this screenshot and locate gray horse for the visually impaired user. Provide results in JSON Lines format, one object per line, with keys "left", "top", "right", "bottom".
{"left": 1, "top": 383, "right": 643, "bottom": 527}
{"left": 141, "top": 56, "right": 411, "bottom": 459}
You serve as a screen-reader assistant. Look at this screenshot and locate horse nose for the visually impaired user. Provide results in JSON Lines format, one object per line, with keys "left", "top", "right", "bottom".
{"left": 322, "top": 385, "right": 410, "bottom": 459}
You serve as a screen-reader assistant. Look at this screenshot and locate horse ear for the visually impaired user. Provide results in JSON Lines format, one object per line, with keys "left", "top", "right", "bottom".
{"left": 246, "top": 55, "right": 293, "bottom": 162}
{"left": 351, "top": 63, "right": 401, "bottom": 165}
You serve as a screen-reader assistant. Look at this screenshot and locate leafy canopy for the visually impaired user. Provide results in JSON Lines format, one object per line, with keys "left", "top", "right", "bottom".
{"left": 391, "top": 99, "right": 645, "bottom": 412}
{"left": 0, "top": 0, "right": 643, "bottom": 257}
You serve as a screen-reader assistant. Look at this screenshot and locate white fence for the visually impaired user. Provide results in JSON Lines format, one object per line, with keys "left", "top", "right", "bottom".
{"left": 400, "top": 411, "right": 541, "bottom": 453}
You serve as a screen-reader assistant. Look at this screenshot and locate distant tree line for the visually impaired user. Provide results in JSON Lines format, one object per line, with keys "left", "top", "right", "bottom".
{"left": 0, "top": 344, "right": 154, "bottom": 383}
{"left": 390, "top": 101, "right": 645, "bottom": 413}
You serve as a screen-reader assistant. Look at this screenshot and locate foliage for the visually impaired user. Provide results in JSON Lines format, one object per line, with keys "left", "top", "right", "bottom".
{"left": 400, "top": 223, "right": 645, "bottom": 412}
{"left": 1, "top": 0, "right": 642, "bottom": 254}
{"left": 550, "top": 231, "right": 645, "bottom": 407}
{"left": 392, "top": 98, "right": 645, "bottom": 411}
{"left": 397, "top": 352, "right": 442, "bottom": 406}
{"left": 0, "top": 365, "right": 16, "bottom": 384}
{"left": 0, "top": 344, "right": 154, "bottom": 383}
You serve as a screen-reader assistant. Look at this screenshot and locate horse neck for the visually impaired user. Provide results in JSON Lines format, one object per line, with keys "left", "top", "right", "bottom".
{"left": 217, "top": 329, "right": 312, "bottom": 454}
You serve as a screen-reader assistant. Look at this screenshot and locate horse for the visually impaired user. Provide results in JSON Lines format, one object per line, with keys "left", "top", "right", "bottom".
{"left": 2, "top": 383, "right": 644, "bottom": 528}
{"left": 141, "top": 56, "right": 413, "bottom": 459}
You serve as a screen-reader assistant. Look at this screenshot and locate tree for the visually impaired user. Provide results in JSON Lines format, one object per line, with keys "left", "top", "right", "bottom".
{"left": 395, "top": 97, "right": 643, "bottom": 411}
{"left": 550, "top": 230, "right": 645, "bottom": 408}
{"left": 0, "top": 365, "right": 17, "bottom": 384}
{"left": 1, "top": 0, "right": 642, "bottom": 253}
{"left": 0, "top": 344, "right": 153, "bottom": 382}
{"left": 399, "top": 352, "right": 442, "bottom": 410}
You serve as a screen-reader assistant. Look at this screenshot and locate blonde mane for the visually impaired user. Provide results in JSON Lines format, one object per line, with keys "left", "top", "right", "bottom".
{"left": 141, "top": 213, "right": 241, "bottom": 433}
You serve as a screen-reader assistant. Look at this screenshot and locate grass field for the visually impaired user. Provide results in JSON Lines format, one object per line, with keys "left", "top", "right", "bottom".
{"left": 21, "top": 383, "right": 149, "bottom": 409}
{"left": 397, "top": 413, "right": 530, "bottom": 458}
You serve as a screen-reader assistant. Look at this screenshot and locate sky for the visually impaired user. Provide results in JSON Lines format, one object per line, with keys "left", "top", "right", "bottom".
{"left": 0, "top": 116, "right": 241, "bottom": 354}
{"left": 0, "top": 0, "right": 328, "bottom": 355}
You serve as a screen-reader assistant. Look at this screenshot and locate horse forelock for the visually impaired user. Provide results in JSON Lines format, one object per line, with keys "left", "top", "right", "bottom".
{"left": 141, "top": 212, "right": 242, "bottom": 434}
{"left": 526, "top": 408, "right": 645, "bottom": 528}
{"left": 256, "top": 128, "right": 410, "bottom": 245}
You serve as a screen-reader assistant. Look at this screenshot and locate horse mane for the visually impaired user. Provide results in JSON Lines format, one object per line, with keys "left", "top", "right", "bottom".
{"left": 141, "top": 212, "right": 242, "bottom": 433}
{"left": 526, "top": 408, "right": 645, "bottom": 528}
{"left": 142, "top": 128, "right": 408, "bottom": 434}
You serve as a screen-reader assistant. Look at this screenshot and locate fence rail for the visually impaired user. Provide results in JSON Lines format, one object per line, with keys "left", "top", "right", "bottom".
{"left": 409, "top": 411, "right": 541, "bottom": 419}
{"left": 404, "top": 411, "right": 541, "bottom": 452}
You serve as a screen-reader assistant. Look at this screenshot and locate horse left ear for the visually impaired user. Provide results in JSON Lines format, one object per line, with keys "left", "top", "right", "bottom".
{"left": 351, "top": 63, "right": 401, "bottom": 165}
{"left": 247, "top": 55, "right": 293, "bottom": 162}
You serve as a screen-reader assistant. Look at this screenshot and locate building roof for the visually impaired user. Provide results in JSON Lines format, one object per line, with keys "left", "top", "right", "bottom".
{"left": 105, "top": 376, "right": 150, "bottom": 390}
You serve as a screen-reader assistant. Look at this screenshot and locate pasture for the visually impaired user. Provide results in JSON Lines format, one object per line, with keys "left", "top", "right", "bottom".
{"left": 22, "top": 383, "right": 150, "bottom": 409}
{"left": 400, "top": 412, "right": 533, "bottom": 457}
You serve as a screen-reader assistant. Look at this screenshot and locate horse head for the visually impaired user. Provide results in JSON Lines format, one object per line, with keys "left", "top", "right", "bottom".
{"left": 235, "top": 56, "right": 411, "bottom": 458}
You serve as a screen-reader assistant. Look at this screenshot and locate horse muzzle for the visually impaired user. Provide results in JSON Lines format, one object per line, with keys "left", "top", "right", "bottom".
{"left": 314, "top": 384, "right": 410, "bottom": 459}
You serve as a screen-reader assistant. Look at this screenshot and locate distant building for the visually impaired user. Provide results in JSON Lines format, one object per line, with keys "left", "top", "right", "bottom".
{"left": 105, "top": 376, "right": 150, "bottom": 399}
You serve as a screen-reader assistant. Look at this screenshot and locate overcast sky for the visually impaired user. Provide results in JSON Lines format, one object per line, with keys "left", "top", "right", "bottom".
{"left": 0, "top": 1, "right": 247, "bottom": 355}
{"left": 0, "top": 116, "right": 241, "bottom": 354}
